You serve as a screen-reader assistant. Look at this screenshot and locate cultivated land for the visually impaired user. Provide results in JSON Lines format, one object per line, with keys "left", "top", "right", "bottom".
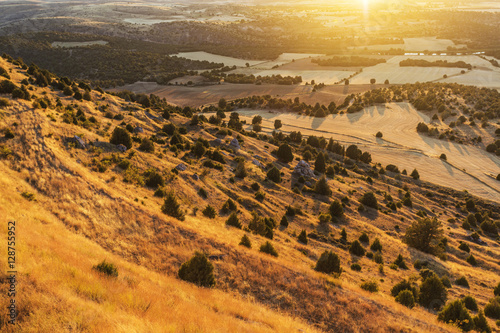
{"left": 220, "top": 105, "right": 500, "bottom": 203}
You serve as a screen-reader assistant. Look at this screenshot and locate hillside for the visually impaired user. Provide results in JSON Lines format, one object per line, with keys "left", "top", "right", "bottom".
{"left": 0, "top": 55, "right": 499, "bottom": 332}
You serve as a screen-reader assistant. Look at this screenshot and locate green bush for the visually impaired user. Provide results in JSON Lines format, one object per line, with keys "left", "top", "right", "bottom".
{"left": 360, "top": 192, "right": 378, "bottom": 209}
{"left": 315, "top": 250, "right": 341, "bottom": 275}
{"left": 329, "top": 200, "right": 344, "bottom": 218}
{"left": 462, "top": 295, "right": 478, "bottom": 311}
{"left": 251, "top": 182, "right": 260, "bottom": 191}
{"left": 178, "top": 252, "right": 215, "bottom": 287}
{"left": 93, "top": 260, "right": 118, "bottom": 277}
{"left": 419, "top": 274, "right": 447, "bottom": 309}
{"left": 360, "top": 280, "right": 378, "bottom": 292}
{"left": 314, "top": 176, "right": 331, "bottom": 195}
{"left": 391, "top": 279, "right": 418, "bottom": 299}
{"left": 458, "top": 242, "right": 470, "bottom": 252}
{"left": 225, "top": 212, "right": 241, "bottom": 229}
{"left": 280, "top": 215, "right": 288, "bottom": 227}
{"left": 138, "top": 138, "right": 155, "bottom": 153}
{"left": 473, "top": 311, "right": 492, "bottom": 333}
{"left": 410, "top": 169, "right": 420, "bottom": 180}
{"left": 370, "top": 238, "right": 382, "bottom": 252}
{"left": 144, "top": 168, "right": 164, "bottom": 189}
{"left": 484, "top": 297, "right": 500, "bottom": 319}
{"left": 349, "top": 240, "right": 366, "bottom": 257}
{"left": 374, "top": 252, "right": 383, "bottom": 264}
{"left": 455, "top": 276, "right": 470, "bottom": 288}
{"left": 110, "top": 126, "right": 133, "bottom": 149}
{"left": 202, "top": 205, "right": 217, "bottom": 219}
{"left": 161, "top": 191, "right": 185, "bottom": 221}
{"left": 466, "top": 254, "right": 478, "bottom": 266}
{"left": 298, "top": 230, "right": 308, "bottom": 245}
{"left": 267, "top": 166, "right": 281, "bottom": 183}
{"left": 437, "top": 300, "right": 473, "bottom": 331}
{"left": 441, "top": 276, "right": 452, "bottom": 288}
{"left": 404, "top": 217, "right": 443, "bottom": 254}
{"left": 255, "top": 191, "right": 266, "bottom": 201}
{"left": 393, "top": 254, "right": 408, "bottom": 269}
{"left": 350, "top": 263, "right": 362, "bottom": 271}
{"left": 494, "top": 282, "right": 500, "bottom": 297}
{"left": 396, "top": 290, "right": 415, "bottom": 308}
{"left": 221, "top": 198, "right": 237, "bottom": 214}
{"left": 154, "top": 187, "right": 166, "bottom": 198}
{"left": 277, "top": 143, "right": 294, "bottom": 163}
{"left": 314, "top": 152, "right": 326, "bottom": 173}
{"left": 260, "top": 241, "right": 278, "bottom": 257}
{"left": 359, "top": 232, "right": 369, "bottom": 243}
{"left": 239, "top": 234, "right": 251, "bottom": 248}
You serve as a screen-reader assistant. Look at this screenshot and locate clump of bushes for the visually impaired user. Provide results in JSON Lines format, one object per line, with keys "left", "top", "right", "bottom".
{"left": 93, "top": 260, "right": 118, "bottom": 277}
{"left": 239, "top": 234, "right": 251, "bottom": 248}
{"left": 178, "top": 252, "right": 215, "bottom": 287}
{"left": 315, "top": 250, "right": 341, "bottom": 275}
{"left": 360, "top": 280, "right": 379, "bottom": 293}
{"left": 225, "top": 213, "right": 241, "bottom": 229}
{"left": 161, "top": 191, "right": 185, "bottom": 221}
{"left": 298, "top": 230, "right": 308, "bottom": 245}
{"left": 360, "top": 192, "right": 378, "bottom": 209}
{"left": 349, "top": 240, "right": 366, "bottom": 257}
{"left": 202, "top": 205, "right": 217, "bottom": 219}
{"left": 260, "top": 241, "right": 278, "bottom": 257}
{"left": 455, "top": 276, "right": 470, "bottom": 288}
{"left": 437, "top": 300, "right": 473, "bottom": 331}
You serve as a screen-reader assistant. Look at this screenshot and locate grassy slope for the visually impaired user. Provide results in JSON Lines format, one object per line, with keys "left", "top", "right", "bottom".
{"left": 0, "top": 57, "right": 498, "bottom": 332}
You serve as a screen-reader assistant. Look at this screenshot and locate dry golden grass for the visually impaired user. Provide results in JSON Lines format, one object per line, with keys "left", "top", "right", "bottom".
{"left": 1, "top": 57, "right": 497, "bottom": 332}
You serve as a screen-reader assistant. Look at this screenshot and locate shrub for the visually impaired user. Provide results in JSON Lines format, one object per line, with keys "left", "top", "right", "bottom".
{"left": 0, "top": 98, "right": 10, "bottom": 107}
{"left": 349, "top": 240, "right": 366, "bottom": 256}
{"left": 280, "top": 215, "right": 288, "bottom": 227}
{"left": 144, "top": 168, "right": 164, "bottom": 189}
{"left": 239, "top": 234, "right": 251, "bottom": 248}
{"left": 441, "top": 276, "right": 452, "bottom": 288}
{"left": 161, "top": 191, "right": 185, "bottom": 221}
{"left": 417, "top": 122, "right": 429, "bottom": 133}
{"left": 117, "top": 159, "right": 131, "bottom": 170}
{"left": 495, "top": 282, "right": 500, "bottom": 297}
{"left": 391, "top": 279, "right": 419, "bottom": 299}
{"left": 202, "top": 205, "right": 217, "bottom": 219}
{"left": 360, "top": 192, "right": 378, "bottom": 209}
{"left": 374, "top": 252, "right": 383, "bottom": 264}
{"left": 458, "top": 242, "right": 470, "bottom": 252}
{"left": 359, "top": 232, "right": 369, "bottom": 243}
{"left": 21, "top": 191, "right": 35, "bottom": 201}
{"left": 393, "top": 254, "right": 408, "bottom": 269}
{"left": 154, "top": 187, "right": 166, "bottom": 198}
{"left": 455, "top": 276, "right": 470, "bottom": 288}
{"left": 440, "top": 153, "right": 447, "bottom": 160}
{"left": 329, "top": 200, "right": 344, "bottom": 218}
{"left": 351, "top": 263, "right": 362, "bottom": 271}
{"left": 314, "top": 152, "right": 326, "bottom": 173}
{"left": 314, "top": 176, "right": 331, "bottom": 195}
{"left": 225, "top": 212, "right": 241, "bottom": 229}
{"left": 370, "top": 238, "right": 382, "bottom": 252}
{"left": 178, "top": 252, "right": 215, "bottom": 287}
{"left": 396, "top": 290, "right": 415, "bottom": 308}
{"left": 277, "top": 143, "right": 294, "bottom": 163}
{"left": 466, "top": 254, "right": 478, "bottom": 266}
{"left": 360, "top": 280, "right": 378, "bottom": 292}
{"left": 376, "top": 131, "right": 383, "bottom": 138}
{"left": 315, "top": 250, "right": 341, "bottom": 274}
{"left": 260, "top": 241, "right": 278, "bottom": 257}
{"left": 437, "top": 300, "right": 473, "bottom": 331}
{"left": 419, "top": 274, "right": 447, "bottom": 309}
{"left": 473, "top": 311, "right": 492, "bottom": 333}
{"left": 463, "top": 295, "right": 478, "bottom": 311}
{"left": 251, "top": 182, "right": 260, "bottom": 191}
{"left": 484, "top": 297, "right": 500, "bottom": 319}
{"left": 267, "top": 166, "right": 281, "bottom": 183}
{"left": 198, "top": 188, "right": 208, "bottom": 198}
{"left": 340, "top": 228, "right": 347, "bottom": 242}
{"left": 298, "top": 230, "right": 308, "bottom": 244}
{"left": 248, "top": 213, "right": 275, "bottom": 239}
{"left": 93, "top": 260, "right": 118, "bottom": 277}
{"left": 234, "top": 160, "right": 248, "bottom": 178}
{"left": 255, "top": 191, "right": 266, "bottom": 201}
{"left": 221, "top": 198, "right": 237, "bottom": 214}
{"left": 410, "top": 169, "right": 420, "bottom": 180}
{"left": 404, "top": 217, "right": 443, "bottom": 254}
{"left": 110, "top": 127, "right": 133, "bottom": 149}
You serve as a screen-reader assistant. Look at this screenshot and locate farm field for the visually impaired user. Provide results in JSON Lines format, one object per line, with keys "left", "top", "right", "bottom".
{"left": 437, "top": 69, "right": 500, "bottom": 89}
{"left": 115, "top": 82, "right": 378, "bottom": 107}
{"left": 51, "top": 41, "right": 108, "bottom": 48}
{"left": 348, "top": 37, "right": 466, "bottom": 52}
{"left": 251, "top": 69, "right": 355, "bottom": 85}
{"left": 348, "top": 63, "right": 464, "bottom": 84}
{"left": 173, "top": 51, "right": 265, "bottom": 67}
{"left": 221, "top": 104, "right": 500, "bottom": 203}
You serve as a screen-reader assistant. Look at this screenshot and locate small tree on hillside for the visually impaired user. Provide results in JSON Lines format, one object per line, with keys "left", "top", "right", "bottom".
{"left": 274, "top": 119, "right": 282, "bottom": 130}
{"left": 110, "top": 126, "right": 132, "bottom": 149}
{"left": 404, "top": 217, "right": 443, "bottom": 255}
{"left": 314, "top": 176, "right": 331, "bottom": 196}
{"left": 360, "top": 192, "right": 378, "bottom": 209}
{"left": 419, "top": 274, "right": 447, "bottom": 309}
{"left": 314, "top": 152, "right": 326, "bottom": 173}
{"left": 315, "top": 251, "right": 341, "bottom": 274}
{"left": 162, "top": 191, "right": 185, "bottom": 221}
{"left": 277, "top": 143, "right": 294, "bottom": 163}
{"left": 267, "top": 166, "right": 281, "bottom": 183}
{"left": 410, "top": 168, "right": 420, "bottom": 180}
{"left": 178, "top": 252, "right": 215, "bottom": 287}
